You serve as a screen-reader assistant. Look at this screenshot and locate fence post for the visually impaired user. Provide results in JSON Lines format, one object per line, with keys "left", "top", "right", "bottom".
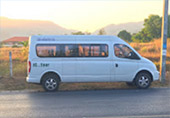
{"left": 9, "top": 51, "right": 13, "bottom": 77}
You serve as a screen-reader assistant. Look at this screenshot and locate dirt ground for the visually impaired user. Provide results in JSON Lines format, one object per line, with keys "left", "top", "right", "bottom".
{"left": 0, "top": 72, "right": 170, "bottom": 91}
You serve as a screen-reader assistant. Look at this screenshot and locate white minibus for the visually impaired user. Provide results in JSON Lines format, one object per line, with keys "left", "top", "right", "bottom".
{"left": 26, "top": 35, "right": 159, "bottom": 91}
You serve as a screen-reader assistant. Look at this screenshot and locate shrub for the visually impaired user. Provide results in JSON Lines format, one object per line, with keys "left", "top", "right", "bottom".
{"left": 134, "top": 46, "right": 140, "bottom": 51}
{"left": 12, "top": 45, "right": 19, "bottom": 48}
{"left": 148, "top": 46, "right": 157, "bottom": 53}
{"left": 141, "top": 47, "right": 148, "bottom": 53}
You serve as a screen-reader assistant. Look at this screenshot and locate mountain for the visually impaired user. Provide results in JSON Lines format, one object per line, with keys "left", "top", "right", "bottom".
{"left": 93, "top": 21, "right": 144, "bottom": 35}
{"left": 0, "top": 17, "right": 75, "bottom": 41}
{"left": 0, "top": 17, "right": 144, "bottom": 42}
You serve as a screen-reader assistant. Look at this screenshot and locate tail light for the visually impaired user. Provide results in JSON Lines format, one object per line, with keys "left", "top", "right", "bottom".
{"left": 28, "top": 61, "right": 31, "bottom": 73}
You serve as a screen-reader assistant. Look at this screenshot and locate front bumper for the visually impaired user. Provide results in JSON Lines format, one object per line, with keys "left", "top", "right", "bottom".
{"left": 153, "top": 71, "right": 160, "bottom": 81}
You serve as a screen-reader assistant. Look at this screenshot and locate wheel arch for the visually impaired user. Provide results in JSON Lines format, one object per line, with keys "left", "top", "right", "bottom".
{"left": 40, "top": 71, "right": 61, "bottom": 84}
{"left": 133, "top": 70, "right": 153, "bottom": 82}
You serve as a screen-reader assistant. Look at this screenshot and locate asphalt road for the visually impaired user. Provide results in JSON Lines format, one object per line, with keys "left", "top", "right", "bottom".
{"left": 0, "top": 88, "right": 170, "bottom": 118}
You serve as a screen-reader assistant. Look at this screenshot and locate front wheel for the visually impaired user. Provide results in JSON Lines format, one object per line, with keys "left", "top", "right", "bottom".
{"left": 42, "top": 74, "right": 60, "bottom": 92}
{"left": 135, "top": 72, "right": 152, "bottom": 89}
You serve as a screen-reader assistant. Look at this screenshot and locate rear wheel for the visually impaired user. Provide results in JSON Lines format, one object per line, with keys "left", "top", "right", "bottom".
{"left": 42, "top": 73, "right": 60, "bottom": 92}
{"left": 135, "top": 72, "right": 152, "bottom": 89}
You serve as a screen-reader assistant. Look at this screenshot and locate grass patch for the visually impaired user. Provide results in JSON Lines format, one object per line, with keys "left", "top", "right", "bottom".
{"left": 0, "top": 61, "right": 27, "bottom": 77}
{"left": 0, "top": 76, "right": 42, "bottom": 91}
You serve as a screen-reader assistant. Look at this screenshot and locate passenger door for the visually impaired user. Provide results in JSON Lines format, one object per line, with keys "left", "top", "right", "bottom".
{"left": 111, "top": 44, "right": 140, "bottom": 82}
{"left": 62, "top": 44, "right": 77, "bottom": 82}
{"left": 75, "top": 44, "right": 110, "bottom": 82}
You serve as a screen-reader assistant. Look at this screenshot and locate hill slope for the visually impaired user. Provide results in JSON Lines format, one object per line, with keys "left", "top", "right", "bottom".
{"left": 0, "top": 17, "right": 75, "bottom": 41}
{"left": 0, "top": 17, "right": 144, "bottom": 41}
{"left": 93, "top": 21, "right": 144, "bottom": 35}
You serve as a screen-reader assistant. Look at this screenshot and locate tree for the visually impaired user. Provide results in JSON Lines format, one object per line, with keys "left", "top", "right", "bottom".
{"left": 84, "top": 31, "right": 91, "bottom": 35}
{"left": 117, "top": 30, "right": 132, "bottom": 42}
{"left": 19, "top": 41, "right": 29, "bottom": 61}
{"left": 143, "top": 15, "right": 161, "bottom": 39}
{"left": 72, "top": 31, "right": 85, "bottom": 35}
{"left": 132, "top": 15, "right": 161, "bottom": 42}
{"left": 19, "top": 41, "right": 29, "bottom": 47}
{"left": 71, "top": 31, "right": 91, "bottom": 35}
{"left": 98, "top": 28, "right": 106, "bottom": 35}
{"left": 132, "top": 29, "right": 152, "bottom": 42}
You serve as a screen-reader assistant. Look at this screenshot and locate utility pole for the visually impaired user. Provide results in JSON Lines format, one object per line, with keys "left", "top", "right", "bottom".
{"left": 160, "top": 0, "right": 169, "bottom": 84}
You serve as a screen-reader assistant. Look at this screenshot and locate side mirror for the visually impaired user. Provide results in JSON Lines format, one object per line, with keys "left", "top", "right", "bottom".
{"left": 128, "top": 52, "right": 132, "bottom": 57}
{"left": 129, "top": 52, "right": 140, "bottom": 60}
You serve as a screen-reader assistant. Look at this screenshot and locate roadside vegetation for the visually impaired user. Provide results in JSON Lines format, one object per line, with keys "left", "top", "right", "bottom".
{"left": 117, "top": 15, "right": 170, "bottom": 43}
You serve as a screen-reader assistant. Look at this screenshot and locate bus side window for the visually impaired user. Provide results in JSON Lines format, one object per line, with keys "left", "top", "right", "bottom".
{"left": 64, "top": 44, "right": 77, "bottom": 57}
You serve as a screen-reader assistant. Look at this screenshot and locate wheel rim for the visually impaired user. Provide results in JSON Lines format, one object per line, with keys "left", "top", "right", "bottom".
{"left": 138, "top": 76, "right": 150, "bottom": 87}
{"left": 45, "top": 78, "right": 57, "bottom": 90}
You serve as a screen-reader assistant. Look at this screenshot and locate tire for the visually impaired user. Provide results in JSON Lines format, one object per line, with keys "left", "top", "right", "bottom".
{"left": 126, "top": 82, "right": 135, "bottom": 86}
{"left": 135, "top": 72, "right": 152, "bottom": 89}
{"left": 42, "top": 73, "right": 60, "bottom": 92}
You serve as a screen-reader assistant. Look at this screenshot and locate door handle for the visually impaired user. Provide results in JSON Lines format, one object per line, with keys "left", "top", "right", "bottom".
{"left": 115, "top": 63, "right": 118, "bottom": 67}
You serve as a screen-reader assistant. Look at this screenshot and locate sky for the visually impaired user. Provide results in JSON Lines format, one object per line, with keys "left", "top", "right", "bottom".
{"left": 0, "top": 0, "right": 169, "bottom": 32}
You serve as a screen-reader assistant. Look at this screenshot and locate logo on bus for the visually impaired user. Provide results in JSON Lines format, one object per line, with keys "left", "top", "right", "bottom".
{"left": 33, "top": 63, "right": 49, "bottom": 67}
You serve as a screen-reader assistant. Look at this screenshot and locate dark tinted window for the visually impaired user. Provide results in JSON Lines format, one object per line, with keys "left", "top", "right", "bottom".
{"left": 78, "top": 44, "right": 90, "bottom": 57}
{"left": 36, "top": 44, "right": 108, "bottom": 57}
{"left": 64, "top": 44, "right": 77, "bottom": 57}
{"left": 37, "top": 44, "right": 59, "bottom": 57}
{"left": 100, "top": 44, "right": 108, "bottom": 57}
{"left": 78, "top": 44, "right": 108, "bottom": 57}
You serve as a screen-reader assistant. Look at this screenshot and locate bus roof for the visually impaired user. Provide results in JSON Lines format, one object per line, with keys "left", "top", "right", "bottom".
{"left": 30, "top": 35, "right": 125, "bottom": 43}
